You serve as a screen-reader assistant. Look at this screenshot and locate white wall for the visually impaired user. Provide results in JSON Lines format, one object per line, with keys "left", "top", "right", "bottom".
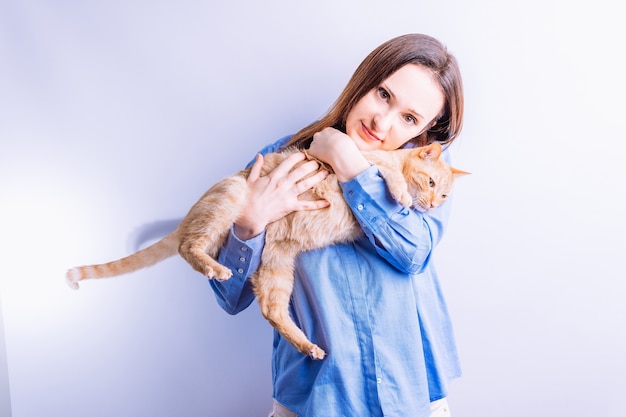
{"left": 1, "top": 1, "right": 624, "bottom": 416}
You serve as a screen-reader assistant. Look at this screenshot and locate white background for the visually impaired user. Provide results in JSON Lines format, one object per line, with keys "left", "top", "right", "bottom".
{"left": 1, "top": 1, "right": 625, "bottom": 416}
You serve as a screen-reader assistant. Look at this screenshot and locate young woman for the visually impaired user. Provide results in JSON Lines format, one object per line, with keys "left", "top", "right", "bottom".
{"left": 211, "top": 33, "right": 464, "bottom": 417}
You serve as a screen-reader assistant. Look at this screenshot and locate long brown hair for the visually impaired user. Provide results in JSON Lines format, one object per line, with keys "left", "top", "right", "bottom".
{"left": 286, "top": 33, "right": 464, "bottom": 149}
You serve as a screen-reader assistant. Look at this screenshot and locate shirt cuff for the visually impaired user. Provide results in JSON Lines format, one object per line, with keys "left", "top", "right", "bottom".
{"left": 217, "top": 226, "right": 265, "bottom": 280}
{"left": 341, "top": 165, "right": 411, "bottom": 233}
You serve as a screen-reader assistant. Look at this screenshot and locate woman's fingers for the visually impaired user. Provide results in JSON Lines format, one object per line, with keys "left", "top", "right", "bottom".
{"left": 247, "top": 153, "right": 264, "bottom": 184}
{"left": 264, "top": 152, "right": 326, "bottom": 196}
{"left": 267, "top": 151, "right": 307, "bottom": 179}
{"left": 295, "top": 168, "right": 329, "bottom": 195}
{"left": 287, "top": 159, "right": 323, "bottom": 186}
{"left": 296, "top": 198, "right": 331, "bottom": 211}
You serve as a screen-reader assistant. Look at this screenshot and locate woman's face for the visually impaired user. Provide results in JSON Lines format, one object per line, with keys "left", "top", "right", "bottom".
{"left": 345, "top": 64, "right": 445, "bottom": 151}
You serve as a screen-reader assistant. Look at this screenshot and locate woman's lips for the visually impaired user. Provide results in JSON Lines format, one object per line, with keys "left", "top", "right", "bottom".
{"left": 361, "top": 122, "right": 382, "bottom": 142}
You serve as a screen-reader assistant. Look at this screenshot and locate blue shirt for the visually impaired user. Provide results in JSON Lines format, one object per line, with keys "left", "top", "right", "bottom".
{"left": 211, "top": 136, "right": 461, "bottom": 417}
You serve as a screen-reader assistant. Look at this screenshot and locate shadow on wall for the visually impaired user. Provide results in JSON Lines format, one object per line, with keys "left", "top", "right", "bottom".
{"left": 127, "top": 219, "right": 181, "bottom": 251}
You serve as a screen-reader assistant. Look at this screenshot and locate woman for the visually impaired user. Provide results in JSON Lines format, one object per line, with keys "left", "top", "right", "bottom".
{"left": 212, "top": 33, "right": 464, "bottom": 417}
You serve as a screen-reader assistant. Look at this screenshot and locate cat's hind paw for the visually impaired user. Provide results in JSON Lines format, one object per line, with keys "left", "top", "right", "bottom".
{"left": 206, "top": 265, "right": 233, "bottom": 281}
{"left": 65, "top": 269, "right": 81, "bottom": 290}
{"left": 308, "top": 345, "right": 326, "bottom": 361}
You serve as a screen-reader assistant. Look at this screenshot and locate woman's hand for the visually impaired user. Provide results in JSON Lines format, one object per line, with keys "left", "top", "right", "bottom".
{"left": 308, "top": 127, "right": 370, "bottom": 182}
{"left": 234, "top": 151, "right": 330, "bottom": 240}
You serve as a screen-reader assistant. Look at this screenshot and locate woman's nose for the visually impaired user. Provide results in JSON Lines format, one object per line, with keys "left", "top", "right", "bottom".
{"left": 373, "top": 110, "right": 393, "bottom": 132}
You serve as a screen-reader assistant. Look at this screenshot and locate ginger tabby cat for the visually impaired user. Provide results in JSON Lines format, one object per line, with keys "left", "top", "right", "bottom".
{"left": 66, "top": 142, "right": 467, "bottom": 360}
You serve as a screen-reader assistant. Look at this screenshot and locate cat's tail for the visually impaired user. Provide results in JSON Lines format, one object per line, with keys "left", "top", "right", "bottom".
{"left": 66, "top": 231, "right": 180, "bottom": 290}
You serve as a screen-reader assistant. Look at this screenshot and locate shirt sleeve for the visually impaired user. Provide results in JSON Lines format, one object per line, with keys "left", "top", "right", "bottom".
{"left": 340, "top": 164, "right": 452, "bottom": 275}
{"left": 210, "top": 226, "right": 265, "bottom": 314}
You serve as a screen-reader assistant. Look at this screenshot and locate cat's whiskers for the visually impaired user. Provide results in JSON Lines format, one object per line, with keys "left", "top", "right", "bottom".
{"left": 412, "top": 196, "right": 429, "bottom": 212}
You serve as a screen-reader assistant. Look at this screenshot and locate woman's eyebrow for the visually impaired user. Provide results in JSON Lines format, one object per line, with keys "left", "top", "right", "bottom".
{"left": 382, "top": 82, "right": 424, "bottom": 120}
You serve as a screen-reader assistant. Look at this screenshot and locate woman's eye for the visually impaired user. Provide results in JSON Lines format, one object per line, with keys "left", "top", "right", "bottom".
{"left": 378, "top": 87, "right": 390, "bottom": 100}
{"left": 429, "top": 177, "right": 435, "bottom": 187}
{"left": 404, "top": 114, "right": 417, "bottom": 125}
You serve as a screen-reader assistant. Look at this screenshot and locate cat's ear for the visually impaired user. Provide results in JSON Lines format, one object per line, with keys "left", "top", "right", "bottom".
{"left": 418, "top": 142, "right": 443, "bottom": 160}
{"left": 451, "top": 167, "right": 471, "bottom": 178}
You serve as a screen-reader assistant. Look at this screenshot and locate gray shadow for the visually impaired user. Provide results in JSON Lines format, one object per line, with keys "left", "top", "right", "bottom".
{"left": 126, "top": 219, "right": 181, "bottom": 251}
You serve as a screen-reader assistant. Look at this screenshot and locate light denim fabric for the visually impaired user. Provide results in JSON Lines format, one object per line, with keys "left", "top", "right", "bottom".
{"left": 212, "top": 136, "right": 461, "bottom": 417}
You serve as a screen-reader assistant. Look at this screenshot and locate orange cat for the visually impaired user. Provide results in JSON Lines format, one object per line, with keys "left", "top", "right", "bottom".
{"left": 66, "top": 143, "right": 467, "bottom": 359}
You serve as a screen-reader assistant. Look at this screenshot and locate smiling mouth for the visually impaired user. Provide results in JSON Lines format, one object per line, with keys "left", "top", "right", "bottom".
{"left": 361, "top": 123, "right": 382, "bottom": 142}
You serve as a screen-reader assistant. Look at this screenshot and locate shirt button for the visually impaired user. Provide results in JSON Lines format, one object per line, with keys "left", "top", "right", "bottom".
{"left": 376, "top": 377, "right": 382, "bottom": 384}
{"left": 239, "top": 257, "right": 246, "bottom": 262}
{"left": 357, "top": 204, "right": 364, "bottom": 211}
{"left": 237, "top": 268, "right": 244, "bottom": 274}
{"left": 241, "top": 247, "right": 247, "bottom": 252}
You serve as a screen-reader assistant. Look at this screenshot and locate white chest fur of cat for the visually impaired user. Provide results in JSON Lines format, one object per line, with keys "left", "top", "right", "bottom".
{"left": 66, "top": 143, "right": 467, "bottom": 360}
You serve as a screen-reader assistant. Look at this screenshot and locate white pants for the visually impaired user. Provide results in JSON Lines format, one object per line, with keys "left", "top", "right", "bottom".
{"left": 429, "top": 398, "right": 451, "bottom": 417}
{"left": 267, "top": 398, "right": 451, "bottom": 417}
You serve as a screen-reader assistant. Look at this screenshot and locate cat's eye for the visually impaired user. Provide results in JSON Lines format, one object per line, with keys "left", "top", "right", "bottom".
{"left": 442, "top": 194, "right": 448, "bottom": 199}
{"left": 429, "top": 177, "right": 435, "bottom": 187}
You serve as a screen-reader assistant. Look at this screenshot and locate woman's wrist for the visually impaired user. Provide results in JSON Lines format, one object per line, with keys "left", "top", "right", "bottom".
{"left": 332, "top": 155, "right": 370, "bottom": 182}
{"left": 328, "top": 140, "right": 370, "bottom": 182}
{"left": 233, "top": 220, "right": 265, "bottom": 241}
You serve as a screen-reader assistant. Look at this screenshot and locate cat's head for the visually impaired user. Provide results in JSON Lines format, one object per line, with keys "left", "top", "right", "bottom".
{"left": 404, "top": 143, "right": 469, "bottom": 212}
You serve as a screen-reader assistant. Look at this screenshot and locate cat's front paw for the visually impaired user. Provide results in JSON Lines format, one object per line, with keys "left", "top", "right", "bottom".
{"left": 398, "top": 192, "right": 413, "bottom": 208}
{"left": 388, "top": 188, "right": 413, "bottom": 208}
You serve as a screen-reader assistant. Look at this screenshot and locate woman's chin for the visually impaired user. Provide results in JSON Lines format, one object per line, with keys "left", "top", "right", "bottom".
{"left": 351, "top": 136, "right": 380, "bottom": 151}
